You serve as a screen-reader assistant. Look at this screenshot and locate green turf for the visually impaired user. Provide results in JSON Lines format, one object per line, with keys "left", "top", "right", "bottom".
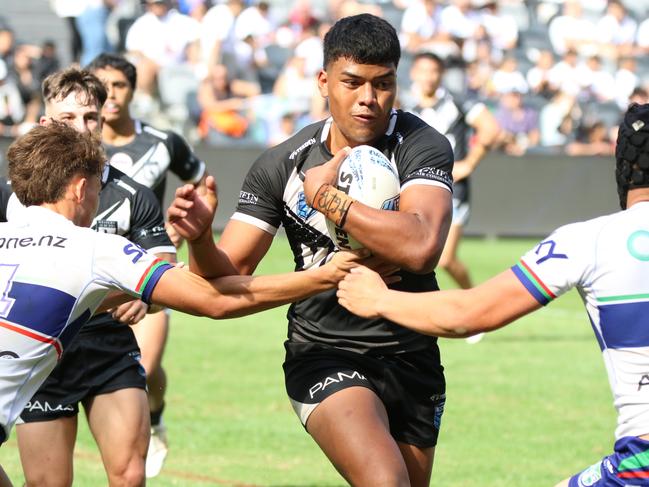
{"left": 2, "top": 236, "right": 614, "bottom": 486}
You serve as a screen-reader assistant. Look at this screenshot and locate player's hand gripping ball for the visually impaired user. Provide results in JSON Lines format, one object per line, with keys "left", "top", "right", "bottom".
{"left": 326, "top": 145, "right": 400, "bottom": 250}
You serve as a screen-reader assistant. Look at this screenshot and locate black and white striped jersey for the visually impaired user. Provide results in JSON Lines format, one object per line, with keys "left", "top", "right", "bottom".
{"left": 104, "top": 120, "right": 205, "bottom": 204}
{"left": 401, "top": 87, "right": 485, "bottom": 203}
{"left": 233, "top": 110, "right": 454, "bottom": 354}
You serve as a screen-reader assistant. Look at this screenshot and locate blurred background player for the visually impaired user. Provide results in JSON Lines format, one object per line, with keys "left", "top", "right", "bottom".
{"left": 11, "top": 67, "right": 175, "bottom": 487}
{"left": 87, "top": 52, "right": 207, "bottom": 478}
{"left": 169, "top": 14, "right": 453, "bottom": 486}
{"left": 401, "top": 51, "right": 500, "bottom": 343}
{"left": 337, "top": 102, "right": 649, "bottom": 487}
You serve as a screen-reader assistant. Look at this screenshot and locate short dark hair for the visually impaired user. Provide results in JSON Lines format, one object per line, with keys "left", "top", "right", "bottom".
{"left": 7, "top": 123, "right": 105, "bottom": 206}
{"left": 323, "top": 14, "right": 400, "bottom": 69}
{"left": 86, "top": 52, "right": 137, "bottom": 90}
{"left": 413, "top": 51, "right": 445, "bottom": 71}
{"left": 42, "top": 67, "right": 107, "bottom": 108}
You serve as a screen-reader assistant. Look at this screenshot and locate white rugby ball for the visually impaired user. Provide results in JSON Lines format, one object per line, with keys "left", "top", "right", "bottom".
{"left": 326, "top": 145, "right": 400, "bottom": 250}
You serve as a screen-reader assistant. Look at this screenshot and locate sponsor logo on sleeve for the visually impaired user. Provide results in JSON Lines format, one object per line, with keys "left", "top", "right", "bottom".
{"left": 407, "top": 167, "right": 452, "bottom": 187}
{"left": 577, "top": 461, "right": 603, "bottom": 486}
{"left": 534, "top": 240, "right": 568, "bottom": 265}
{"left": 123, "top": 243, "right": 148, "bottom": 263}
{"left": 239, "top": 191, "right": 259, "bottom": 205}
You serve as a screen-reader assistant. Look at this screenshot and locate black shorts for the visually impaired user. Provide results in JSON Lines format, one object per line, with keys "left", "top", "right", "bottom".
{"left": 283, "top": 342, "right": 446, "bottom": 448}
{"left": 19, "top": 325, "right": 146, "bottom": 423}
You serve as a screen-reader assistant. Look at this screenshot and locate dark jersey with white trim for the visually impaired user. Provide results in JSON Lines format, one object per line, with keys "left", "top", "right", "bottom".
{"left": 103, "top": 120, "right": 205, "bottom": 204}
{"left": 233, "top": 110, "right": 454, "bottom": 354}
{"left": 401, "top": 87, "right": 482, "bottom": 204}
{"left": 0, "top": 168, "right": 174, "bottom": 332}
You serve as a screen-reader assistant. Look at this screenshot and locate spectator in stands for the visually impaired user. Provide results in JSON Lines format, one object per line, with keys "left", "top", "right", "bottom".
{"left": 439, "top": 0, "right": 481, "bottom": 44}
{"left": 489, "top": 56, "right": 528, "bottom": 97}
{"left": 565, "top": 120, "right": 615, "bottom": 157}
{"left": 0, "top": 26, "right": 15, "bottom": 66}
{"left": 235, "top": 2, "right": 275, "bottom": 51}
{"left": 548, "top": 0, "right": 597, "bottom": 57}
{"left": 527, "top": 49, "right": 556, "bottom": 99}
{"left": 629, "top": 87, "right": 649, "bottom": 106}
{"left": 577, "top": 55, "right": 615, "bottom": 103}
{"left": 595, "top": 0, "right": 636, "bottom": 60}
{"left": 200, "top": 0, "right": 243, "bottom": 69}
{"left": 294, "top": 18, "right": 324, "bottom": 78}
{"left": 0, "top": 59, "right": 26, "bottom": 137}
{"left": 547, "top": 49, "right": 581, "bottom": 97}
{"left": 125, "top": 0, "right": 199, "bottom": 111}
{"left": 539, "top": 91, "right": 579, "bottom": 149}
{"left": 495, "top": 89, "right": 540, "bottom": 156}
{"left": 76, "top": 0, "right": 115, "bottom": 66}
{"left": 48, "top": 0, "right": 83, "bottom": 63}
{"left": 33, "top": 40, "right": 60, "bottom": 84}
{"left": 636, "top": 17, "right": 649, "bottom": 55}
{"left": 478, "top": 0, "right": 519, "bottom": 52}
{"left": 465, "top": 43, "right": 495, "bottom": 100}
{"left": 9, "top": 44, "right": 41, "bottom": 125}
{"left": 195, "top": 63, "right": 259, "bottom": 145}
{"left": 399, "top": 0, "right": 448, "bottom": 55}
{"left": 615, "top": 57, "right": 639, "bottom": 109}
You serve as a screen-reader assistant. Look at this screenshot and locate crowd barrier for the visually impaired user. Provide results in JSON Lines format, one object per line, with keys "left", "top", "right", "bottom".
{"left": 0, "top": 139, "right": 618, "bottom": 237}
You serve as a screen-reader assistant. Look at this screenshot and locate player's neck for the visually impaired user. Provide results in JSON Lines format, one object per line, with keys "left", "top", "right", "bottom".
{"left": 102, "top": 117, "right": 136, "bottom": 147}
{"left": 40, "top": 201, "right": 76, "bottom": 224}
{"left": 627, "top": 188, "right": 649, "bottom": 208}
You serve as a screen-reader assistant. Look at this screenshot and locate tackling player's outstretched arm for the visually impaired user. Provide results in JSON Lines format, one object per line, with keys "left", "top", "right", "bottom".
{"left": 337, "top": 266, "right": 541, "bottom": 337}
{"left": 151, "top": 249, "right": 366, "bottom": 319}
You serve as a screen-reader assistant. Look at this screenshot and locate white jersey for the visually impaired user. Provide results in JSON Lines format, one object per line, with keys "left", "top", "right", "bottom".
{"left": 512, "top": 202, "right": 649, "bottom": 439}
{"left": 0, "top": 206, "right": 172, "bottom": 440}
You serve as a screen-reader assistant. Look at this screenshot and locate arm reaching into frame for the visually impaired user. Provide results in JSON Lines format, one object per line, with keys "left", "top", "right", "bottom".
{"left": 337, "top": 265, "right": 541, "bottom": 338}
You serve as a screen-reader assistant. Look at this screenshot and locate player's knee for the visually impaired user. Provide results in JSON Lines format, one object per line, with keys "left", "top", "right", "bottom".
{"left": 24, "top": 472, "right": 73, "bottom": 487}
{"left": 351, "top": 462, "right": 410, "bottom": 487}
{"left": 107, "top": 457, "right": 146, "bottom": 487}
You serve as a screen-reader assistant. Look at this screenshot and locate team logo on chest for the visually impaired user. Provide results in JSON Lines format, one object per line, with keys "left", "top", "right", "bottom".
{"left": 296, "top": 191, "right": 317, "bottom": 220}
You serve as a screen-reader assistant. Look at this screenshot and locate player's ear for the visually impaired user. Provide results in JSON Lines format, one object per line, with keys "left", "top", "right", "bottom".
{"left": 317, "top": 69, "right": 329, "bottom": 98}
{"left": 72, "top": 176, "right": 88, "bottom": 203}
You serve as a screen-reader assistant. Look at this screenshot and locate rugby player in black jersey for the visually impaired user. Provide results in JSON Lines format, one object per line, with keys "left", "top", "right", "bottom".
{"left": 11, "top": 68, "right": 176, "bottom": 487}
{"left": 169, "top": 14, "right": 454, "bottom": 486}
{"left": 86, "top": 53, "right": 207, "bottom": 477}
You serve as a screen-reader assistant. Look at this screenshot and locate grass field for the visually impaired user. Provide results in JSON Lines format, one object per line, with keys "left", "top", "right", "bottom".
{"left": 2, "top": 236, "right": 614, "bottom": 486}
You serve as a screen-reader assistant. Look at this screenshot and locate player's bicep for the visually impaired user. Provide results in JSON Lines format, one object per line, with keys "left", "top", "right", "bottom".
{"left": 399, "top": 184, "right": 452, "bottom": 256}
{"left": 218, "top": 219, "right": 274, "bottom": 275}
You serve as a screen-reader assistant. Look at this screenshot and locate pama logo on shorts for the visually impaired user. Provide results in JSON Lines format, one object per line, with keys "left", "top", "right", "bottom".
{"left": 309, "top": 371, "right": 367, "bottom": 399}
{"left": 0, "top": 350, "right": 18, "bottom": 359}
{"left": 296, "top": 192, "right": 317, "bottom": 220}
{"left": 23, "top": 400, "right": 74, "bottom": 413}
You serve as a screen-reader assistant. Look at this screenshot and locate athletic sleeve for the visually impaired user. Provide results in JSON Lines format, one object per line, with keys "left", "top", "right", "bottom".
{"left": 92, "top": 233, "right": 173, "bottom": 304}
{"left": 167, "top": 131, "right": 206, "bottom": 184}
{"left": 231, "top": 148, "right": 286, "bottom": 235}
{"left": 129, "top": 184, "right": 175, "bottom": 255}
{"left": 397, "top": 122, "right": 454, "bottom": 193}
{"left": 510, "top": 222, "right": 594, "bottom": 305}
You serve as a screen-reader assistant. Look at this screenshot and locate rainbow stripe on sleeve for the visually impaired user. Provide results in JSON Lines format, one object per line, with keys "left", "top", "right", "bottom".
{"left": 136, "top": 259, "right": 173, "bottom": 304}
{"left": 511, "top": 260, "right": 556, "bottom": 306}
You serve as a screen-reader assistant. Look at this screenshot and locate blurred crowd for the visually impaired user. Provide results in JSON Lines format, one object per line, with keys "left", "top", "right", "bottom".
{"left": 2, "top": 0, "right": 649, "bottom": 156}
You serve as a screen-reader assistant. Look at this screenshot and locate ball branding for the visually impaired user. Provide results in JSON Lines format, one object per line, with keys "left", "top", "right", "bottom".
{"left": 326, "top": 145, "right": 400, "bottom": 250}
